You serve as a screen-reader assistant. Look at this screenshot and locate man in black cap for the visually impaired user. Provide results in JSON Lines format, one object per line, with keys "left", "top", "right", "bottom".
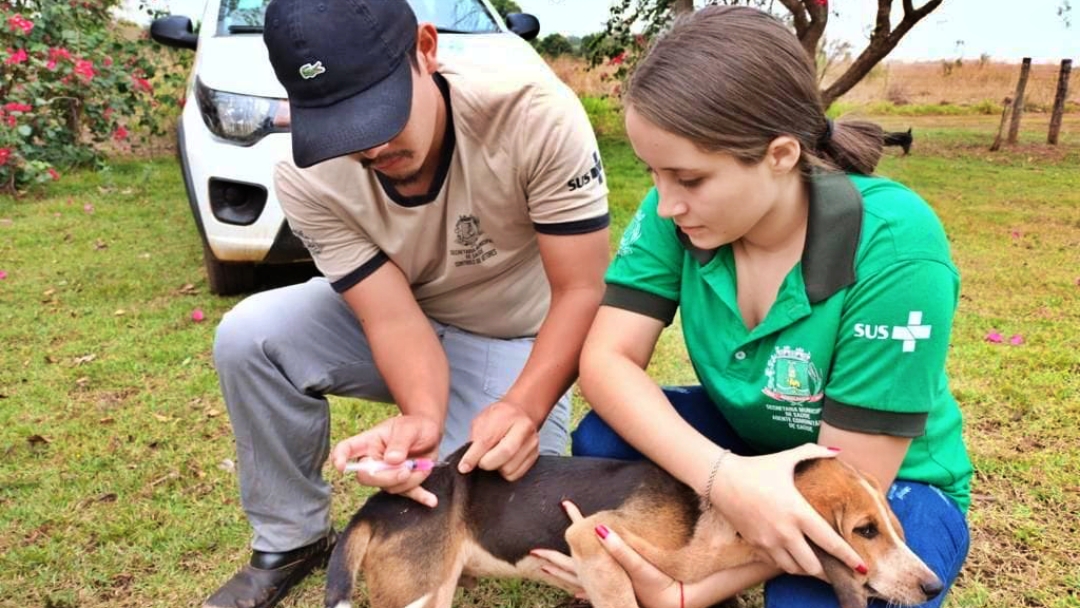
{"left": 203, "top": 0, "right": 610, "bottom": 606}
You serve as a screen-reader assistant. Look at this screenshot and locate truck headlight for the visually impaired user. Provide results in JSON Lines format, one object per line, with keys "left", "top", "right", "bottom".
{"left": 195, "top": 77, "right": 290, "bottom": 146}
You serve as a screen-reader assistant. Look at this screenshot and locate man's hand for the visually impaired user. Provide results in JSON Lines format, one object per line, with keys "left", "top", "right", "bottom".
{"left": 330, "top": 414, "right": 442, "bottom": 507}
{"left": 457, "top": 400, "right": 540, "bottom": 481}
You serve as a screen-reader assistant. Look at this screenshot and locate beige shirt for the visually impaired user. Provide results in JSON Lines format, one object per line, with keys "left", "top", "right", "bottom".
{"left": 275, "top": 56, "right": 609, "bottom": 339}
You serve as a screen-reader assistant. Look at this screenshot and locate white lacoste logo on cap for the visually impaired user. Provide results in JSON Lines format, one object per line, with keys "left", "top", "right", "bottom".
{"left": 299, "top": 61, "right": 326, "bottom": 80}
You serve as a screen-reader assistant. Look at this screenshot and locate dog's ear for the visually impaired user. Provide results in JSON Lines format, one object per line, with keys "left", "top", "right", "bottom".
{"left": 811, "top": 543, "right": 868, "bottom": 608}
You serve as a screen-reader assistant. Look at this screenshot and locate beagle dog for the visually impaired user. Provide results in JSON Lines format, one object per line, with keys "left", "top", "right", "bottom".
{"left": 325, "top": 445, "right": 942, "bottom": 608}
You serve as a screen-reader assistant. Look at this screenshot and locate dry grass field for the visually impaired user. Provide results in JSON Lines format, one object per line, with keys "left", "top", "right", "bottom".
{"left": 548, "top": 55, "right": 1079, "bottom": 115}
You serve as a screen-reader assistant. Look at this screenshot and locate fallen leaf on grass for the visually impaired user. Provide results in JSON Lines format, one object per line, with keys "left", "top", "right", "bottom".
{"left": 22, "top": 524, "right": 51, "bottom": 546}
{"left": 73, "top": 354, "right": 97, "bottom": 365}
{"left": 42, "top": 288, "right": 56, "bottom": 297}
{"left": 0, "top": 218, "right": 12, "bottom": 226}
{"left": 76, "top": 492, "right": 119, "bottom": 509}
{"left": 75, "top": 376, "right": 90, "bottom": 388}
{"left": 99, "top": 417, "right": 115, "bottom": 425}
{"left": 178, "top": 283, "right": 199, "bottom": 295}
{"left": 985, "top": 331, "right": 1003, "bottom": 343}
{"left": 152, "top": 413, "right": 173, "bottom": 422}
{"left": 44, "top": 355, "right": 57, "bottom": 364}
{"left": 27, "top": 434, "right": 50, "bottom": 447}
{"left": 206, "top": 408, "right": 222, "bottom": 418}
{"left": 219, "top": 459, "right": 236, "bottom": 473}
{"left": 139, "top": 253, "right": 151, "bottom": 260}
{"left": 94, "top": 238, "right": 108, "bottom": 250}
{"left": 111, "top": 573, "right": 134, "bottom": 590}
{"left": 114, "top": 309, "right": 126, "bottom": 316}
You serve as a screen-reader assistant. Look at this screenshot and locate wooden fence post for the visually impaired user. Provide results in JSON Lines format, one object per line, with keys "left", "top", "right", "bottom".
{"left": 1048, "top": 59, "right": 1073, "bottom": 145}
{"left": 991, "top": 97, "right": 1014, "bottom": 152}
{"left": 1007, "top": 58, "right": 1032, "bottom": 145}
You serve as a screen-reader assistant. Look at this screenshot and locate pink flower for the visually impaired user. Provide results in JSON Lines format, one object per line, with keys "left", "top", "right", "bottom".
{"left": 48, "top": 168, "right": 60, "bottom": 181}
{"left": 113, "top": 126, "right": 129, "bottom": 141}
{"left": 46, "top": 59, "right": 57, "bottom": 70}
{"left": 83, "top": 203, "right": 94, "bottom": 213}
{"left": 0, "top": 270, "right": 7, "bottom": 280}
{"left": 4, "top": 102, "right": 31, "bottom": 113}
{"left": 8, "top": 14, "right": 34, "bottom": 35}
{"left": 1010, "top": 230, "right": 1022, "bottom": 239}
{"left": 5, "top": 48, "right": 28, "bottom": 65}
{"left": 132, "top": 76, "right": 153, "bottom": 94}
{"left": 0, "top": 148, "right": 10, "bottom": 166}
{"left": 48, "top": 47, "right": 72, "bottom": 62}
{"left": 4, "top": 114, "right": 15, "bottom": 127}
{"left": 985, "top": 331, "right": 1003, "bottom": 344}
{"left": 73, "top": 59, "right": 95, "bottom": 81}
{"left": 1009, "top": 334, "right": 1024, "bottom": 346}
{"left": 191, "top": 308, "right": 205, "bottom": 322}
{"left": 609, "top": 51, "right": 627, "bottom": 66}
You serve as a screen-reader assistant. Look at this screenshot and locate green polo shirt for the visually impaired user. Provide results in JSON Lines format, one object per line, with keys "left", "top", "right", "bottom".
{"left": 604, "top": 172, "right": 972, "bottom": 512}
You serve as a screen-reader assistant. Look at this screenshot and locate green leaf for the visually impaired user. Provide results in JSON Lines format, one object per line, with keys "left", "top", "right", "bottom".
{"left": 17, "top": 125, "right": 32, "bottom": 137}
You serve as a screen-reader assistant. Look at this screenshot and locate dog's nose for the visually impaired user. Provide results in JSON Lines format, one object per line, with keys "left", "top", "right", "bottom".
{"left": 921, "top": 576, "right": 944, "bottom": 599}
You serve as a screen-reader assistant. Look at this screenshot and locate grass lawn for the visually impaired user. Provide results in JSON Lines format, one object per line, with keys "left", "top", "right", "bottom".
{"left": 1, "top": 111, "right": 1078, "bottom": 608}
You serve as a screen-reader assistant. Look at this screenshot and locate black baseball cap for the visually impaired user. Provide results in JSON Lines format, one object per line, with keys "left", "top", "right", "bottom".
{"left": 263, "top": 0, "right": 418, "bottom": 168}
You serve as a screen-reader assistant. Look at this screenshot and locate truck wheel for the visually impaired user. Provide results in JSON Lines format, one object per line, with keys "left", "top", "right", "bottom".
{"left": 203, "top": 245, "right": 257, "bottom": 296}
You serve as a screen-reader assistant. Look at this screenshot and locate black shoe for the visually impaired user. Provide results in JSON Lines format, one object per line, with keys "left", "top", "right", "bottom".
{"left": 203, "top": 531, "right": 336, "bottom": 608}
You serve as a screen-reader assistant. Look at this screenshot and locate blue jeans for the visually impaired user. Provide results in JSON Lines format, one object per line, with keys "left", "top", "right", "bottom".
{"left": 571, "top": 386, "right": 970, "bottom": 608}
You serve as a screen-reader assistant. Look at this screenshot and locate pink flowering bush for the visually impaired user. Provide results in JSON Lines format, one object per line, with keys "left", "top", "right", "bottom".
{"left": 0, "top": 0, "right": 189, "bottom": 194}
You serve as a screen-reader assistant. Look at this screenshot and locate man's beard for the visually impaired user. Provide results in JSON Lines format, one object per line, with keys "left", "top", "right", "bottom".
{"left": 361, "top": 150, "right": 419, "bottom": 186}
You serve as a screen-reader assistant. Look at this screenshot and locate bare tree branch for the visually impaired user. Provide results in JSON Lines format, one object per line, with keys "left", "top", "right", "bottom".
{"left": 797, "top": 0, "right": 828, "bottom": 60}
{"left": 822, "top": 0, "right": 943, "bottom": 105}
{"left": 779, "top": 0, "right": 808, "bottom": 31}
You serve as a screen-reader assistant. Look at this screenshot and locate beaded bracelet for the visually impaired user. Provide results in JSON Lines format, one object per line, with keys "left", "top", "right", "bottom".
{"left": 702, "top": 449, "right": 733, "bottom": 510}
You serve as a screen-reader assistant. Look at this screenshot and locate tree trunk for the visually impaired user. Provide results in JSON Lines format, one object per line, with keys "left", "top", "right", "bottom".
{"left": 779, "top": 0, "right": 829, "bottom": 62}
{"left": 672, "top": 0, "right": 694, "bottom": 15}
{"left": 820, "top": 0, "right": 943, "bottom": 107}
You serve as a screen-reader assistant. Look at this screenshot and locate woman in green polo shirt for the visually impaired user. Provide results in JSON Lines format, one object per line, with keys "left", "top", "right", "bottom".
{"left": 545, "top": 5, "right": 972, "bottom": 608}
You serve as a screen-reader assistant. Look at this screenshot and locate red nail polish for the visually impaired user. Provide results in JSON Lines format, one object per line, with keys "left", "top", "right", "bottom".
{"left": 595, "top": 524, "right": 610, "bottom": 540}
{"left": 827, "top": 446, "right": 842, "bottom": 452}
{"left": 856, "top": 564, "right": 868, "bottom": 575}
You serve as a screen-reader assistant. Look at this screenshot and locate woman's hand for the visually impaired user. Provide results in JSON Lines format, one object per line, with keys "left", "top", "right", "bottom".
{"left": 531, "top": 501, "right": 684, "bottom": 608}
{"left": 707, "top": 444, "right": 865, "bottom": 578}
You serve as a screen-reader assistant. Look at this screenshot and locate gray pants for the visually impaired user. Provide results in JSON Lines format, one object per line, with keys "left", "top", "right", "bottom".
{"left": 213, "top": 277, "right": 571, "bottom": 552}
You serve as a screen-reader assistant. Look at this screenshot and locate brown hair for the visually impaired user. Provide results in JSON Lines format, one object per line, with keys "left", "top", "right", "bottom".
{"left": 624, "top": 5, "right": 882, "bottom": 175}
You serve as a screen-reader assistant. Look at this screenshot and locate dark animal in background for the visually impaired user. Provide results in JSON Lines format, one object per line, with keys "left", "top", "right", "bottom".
{"left": 884, "top": 128, "right": 914, "bottom": 155}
